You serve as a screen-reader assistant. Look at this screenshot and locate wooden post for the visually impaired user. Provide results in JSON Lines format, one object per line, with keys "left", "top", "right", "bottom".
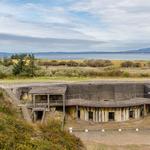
{"left": 47, "top": 94, "right": 50, "bottom": 110}
{"left": 76, "top": 105, "right": 79, "bottom": 120}
{"left": 33, "top": 94, "right": 35, "bottom": 108}
{"left": 144, "top": 104, "right": 147, "bottom": 116}
{"left": 62, "top": 94, "right": 65, "bottom": 131}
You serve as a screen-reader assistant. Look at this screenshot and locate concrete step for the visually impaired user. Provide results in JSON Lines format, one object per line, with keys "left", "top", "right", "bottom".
{"left": 4, "top": 88, "right": 32, "bottom": 123}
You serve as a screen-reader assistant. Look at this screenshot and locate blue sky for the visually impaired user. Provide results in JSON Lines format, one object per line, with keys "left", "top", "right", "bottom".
{"left": 0, "top": 0, "right": 150, "bottom": 52}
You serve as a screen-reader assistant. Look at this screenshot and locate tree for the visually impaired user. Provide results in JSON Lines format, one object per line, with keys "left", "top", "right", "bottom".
{"left": 12, "top": 54, "right": 37, "bottom": 77}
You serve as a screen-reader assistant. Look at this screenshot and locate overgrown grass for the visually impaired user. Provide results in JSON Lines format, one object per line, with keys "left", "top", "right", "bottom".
{"left": 0, "top": 89, "right": 84, "bottom": 150}
{"left": 0, "top": 59, "right": 150, "bottom": 80}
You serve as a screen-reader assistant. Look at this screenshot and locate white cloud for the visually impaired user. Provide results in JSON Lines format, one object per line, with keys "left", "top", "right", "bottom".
{"left": 0, "top": 0, "right": 150, "bottom": 52}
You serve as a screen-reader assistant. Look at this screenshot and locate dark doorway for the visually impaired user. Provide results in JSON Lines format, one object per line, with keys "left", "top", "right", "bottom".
{"left": 36, "top": 111, "right": 43, "bottom": 120}
{"left": 148, "top": 105, "right": 150, "bottom": 114}
{"left": 78, "top": 110, "right": 80, "bottom": 119}
{"left": 88, "top": 111, "right": 93, "bottom": 120}
{"left": 140, "top": 107, "right": 144, "bottom": 117}
{"left": 109, "top": 112, "right": 115, "bottom": 121}
{"left": 129, "top": 110, "right": 134, "bottom": 119}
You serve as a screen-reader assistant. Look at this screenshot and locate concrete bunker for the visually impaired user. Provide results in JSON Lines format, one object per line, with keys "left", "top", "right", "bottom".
{"left": 17, "top": 82, "right": 150, "bottom": 123}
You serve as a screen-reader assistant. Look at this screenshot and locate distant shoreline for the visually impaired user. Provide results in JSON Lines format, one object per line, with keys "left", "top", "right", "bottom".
{"left": 0, "top": 51, "right": 150, "bottom": 60}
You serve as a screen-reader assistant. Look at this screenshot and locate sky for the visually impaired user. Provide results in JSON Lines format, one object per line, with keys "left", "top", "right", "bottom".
{"left": 0, "top": 0, "right": 150, "bottom": 52}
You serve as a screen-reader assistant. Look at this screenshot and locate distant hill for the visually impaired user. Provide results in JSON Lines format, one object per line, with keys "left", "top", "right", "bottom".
{"left": 123, "top": 48, "right": 150, "bottom": 53}
{"left": 0, "top": 47, "right": 150, "bottom": 58}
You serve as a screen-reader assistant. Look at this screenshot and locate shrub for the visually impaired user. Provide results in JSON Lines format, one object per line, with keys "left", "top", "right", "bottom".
{"left": 2, "top": 57, "right": 13, "bottom": 67}
{"left": 121, "top": 61, "right": 133, "bottom": 67}
{"left": 132, "top": 62, "right": 141, "bottom": 67}
{"left": 0, "top": 71, "right": 7, "bottom": 79}
{"left": 83, "top": 60, "right": 112, "bottom": 67}
{"left": 105, "top": 69, "right": 124, "bottom": 77}
{"left": 66, "top": 60, "right": 79, "bottom": 67}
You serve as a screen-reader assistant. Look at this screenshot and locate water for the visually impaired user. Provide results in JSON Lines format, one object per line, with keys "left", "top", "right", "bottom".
{"left": 0, "top": 52, "right": 149, "bottom": 60}
{"left": 35, "top": 53, "right": 150, "bottom": 60}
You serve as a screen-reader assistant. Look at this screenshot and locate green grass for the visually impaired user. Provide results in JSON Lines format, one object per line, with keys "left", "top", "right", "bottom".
{"left": 1, "top": 76, "right": 150, "bottom": 84}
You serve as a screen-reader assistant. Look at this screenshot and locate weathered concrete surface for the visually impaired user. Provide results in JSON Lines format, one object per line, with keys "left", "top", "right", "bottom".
{"left": 66, "top": 83, "right": 145, "bottom": 101}
{"left": 0, "top": 81, "right": 150, "bottom": 102}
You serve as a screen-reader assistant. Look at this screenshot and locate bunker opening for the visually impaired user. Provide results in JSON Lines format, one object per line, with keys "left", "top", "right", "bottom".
{"left": 129, "top": 110, "right": 134, "bottom": 119}
{"left": 78, "top": 110, "right": 80, "bottom": 119}
{"left": 35, "top": 111, "right": 43, "bottom": 121}
{"left": 109, "top": 112, "right": 115, "bottom": 121}
{"left": 88, "top": 111, "right": 93, "bottom": 120}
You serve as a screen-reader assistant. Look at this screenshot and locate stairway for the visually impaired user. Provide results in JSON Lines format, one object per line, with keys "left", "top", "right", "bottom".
{"left": 4, "top": 88, "right": 32, "bottom": 123}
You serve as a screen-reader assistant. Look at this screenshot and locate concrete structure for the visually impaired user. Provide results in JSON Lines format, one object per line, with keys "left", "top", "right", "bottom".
{"left": 12, "top": 82, "right": 150, "bottom": 123}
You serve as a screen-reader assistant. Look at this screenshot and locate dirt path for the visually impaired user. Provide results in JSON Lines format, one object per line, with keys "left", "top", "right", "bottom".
{"left": 67, "top": 117, "right": 150, "bottom": 149}
{"left": 74, "top": 131, "right": 150, "bottom": 145}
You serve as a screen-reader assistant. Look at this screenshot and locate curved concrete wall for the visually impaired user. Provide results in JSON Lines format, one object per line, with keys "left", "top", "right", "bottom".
{"left": 16, "top": 83, "right": 148, "bottom": 102}
{"left": 66, "top": 83, "right": 145, "bottom": 101}
{"left": 68, "top": 106, "right": 142, "bottom": 122}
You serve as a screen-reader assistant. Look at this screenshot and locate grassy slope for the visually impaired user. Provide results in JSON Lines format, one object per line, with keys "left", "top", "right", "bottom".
{"left": 0, "top": 89, "right": 84, "bottom": 150}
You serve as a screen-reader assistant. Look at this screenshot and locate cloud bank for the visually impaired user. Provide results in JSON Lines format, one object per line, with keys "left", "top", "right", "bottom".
{"left": 0, "top": 0, "right": 150, "bottom": 52}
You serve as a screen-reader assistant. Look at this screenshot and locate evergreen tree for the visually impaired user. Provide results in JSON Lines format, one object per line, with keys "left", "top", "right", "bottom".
{"left": 12, "top": 54, "right": 36, "bottom": 77}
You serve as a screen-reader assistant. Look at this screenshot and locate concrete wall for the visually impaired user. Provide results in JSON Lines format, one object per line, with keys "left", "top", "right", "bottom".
{"left": 16, "top": 83, "right": 147, "bottom": 102}
{"left": 66, "top": 83, "right": 145, "bottom": 101}
{"left": 67, "top": 106, "right": 142, "bottom": 123}
{"left": 144, "top": 85, "right": 150, "bottom": 98}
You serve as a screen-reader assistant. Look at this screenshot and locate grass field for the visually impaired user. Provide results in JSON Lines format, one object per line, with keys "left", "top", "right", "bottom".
{"left": 1, "top": 76, "right": 150, "bottom": 84}
{"left": 1, "top": 58, "right": 150, "bottom": 80}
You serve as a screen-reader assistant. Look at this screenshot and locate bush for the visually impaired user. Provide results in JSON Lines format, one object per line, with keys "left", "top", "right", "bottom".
{"left": 121, "top": 61, "right": 142, "bottom": 68}
{"left": 66, "top": 60, "right": 79, "bottom": 67}
{"left": 0, "top": 71, "right": 7, "bottom": 79}
{"left": 2, "top": 57, "right": 13, "bottom": 67}
{"left": 83, "top": 60, "right": 112, "bottom": 67}
{"left": 132, "top": 62, "right": 141, "bottom": 67}
{"left": 121, "top": 61, "right": 133, "bottom": 67}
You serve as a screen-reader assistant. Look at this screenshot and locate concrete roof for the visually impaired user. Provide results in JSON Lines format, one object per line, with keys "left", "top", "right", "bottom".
{"left": 66, "top": 98, "right": 150, "bottom": 108}
{"left": 29, "top": 86, "right": 67, "bottom": 95}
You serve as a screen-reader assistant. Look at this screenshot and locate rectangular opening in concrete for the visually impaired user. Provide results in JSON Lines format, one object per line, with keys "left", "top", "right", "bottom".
{"left": 88, "top": 111, "right": 93, "bottom": 120}
{"left": 147, "top": 105, "right": 150, "bottom": 114}
{"left": 35, "top": 111, "right": 43, "bottom": 121}
{"left": 108, "top": 112, "right": 115, "bottom": 121}
{"left": 129, "top": 110, "right": 134, "bottom": 119}
{"left": 140, "top": 106, "right": 144, "bottom": 117}
{"left": 78, "top": 110, "right": 80, "bottom": 119}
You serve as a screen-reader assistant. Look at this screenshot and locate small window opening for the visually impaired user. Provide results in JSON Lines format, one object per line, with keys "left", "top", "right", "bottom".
{"left": 129, "top": 110, "right": 134, "bottom": 119}
{"left": 109, "top": 112, "right": 115, "bottom": 121}
{"left": 88, "top": 111, "right": 93, "bottom": 120}
{"left": 78, "top": 110, "right": 80, "bottom": 119}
